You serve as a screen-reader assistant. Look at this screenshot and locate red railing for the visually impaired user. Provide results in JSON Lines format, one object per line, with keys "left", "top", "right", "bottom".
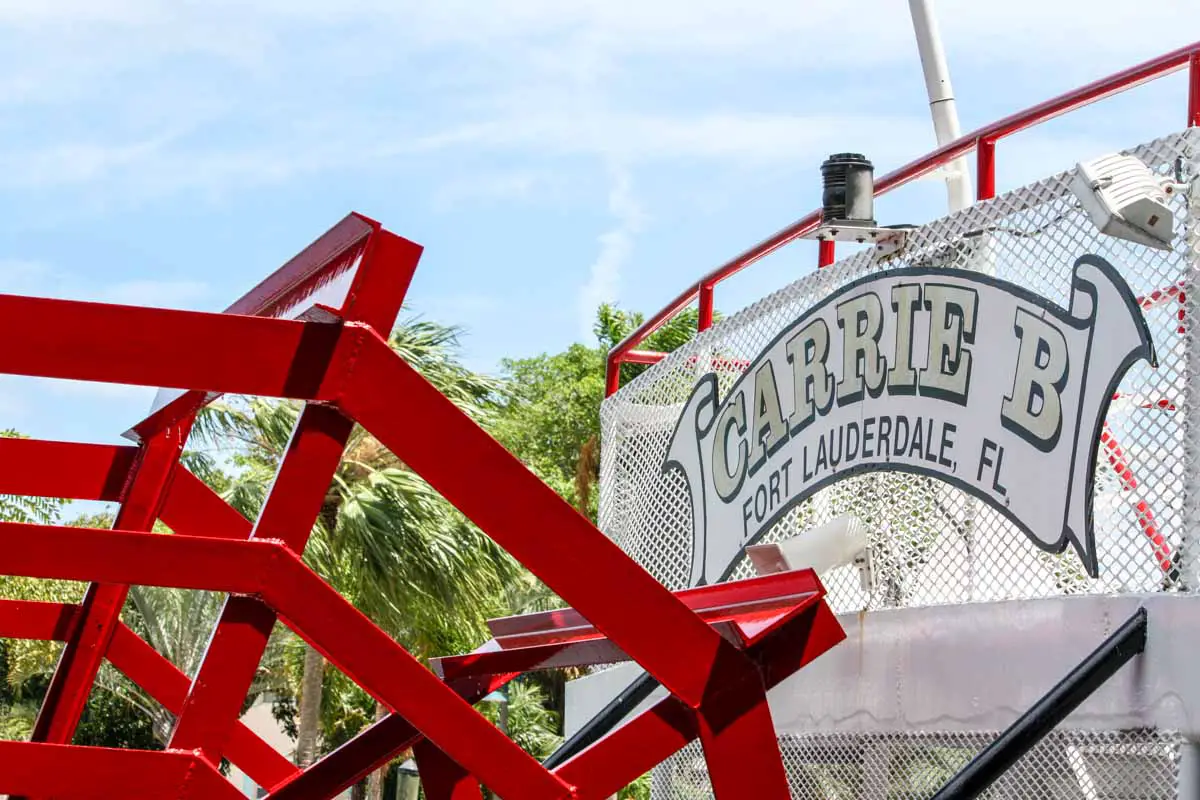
{"left": 606, "top": 40, "right": 1200, "bottom": 396}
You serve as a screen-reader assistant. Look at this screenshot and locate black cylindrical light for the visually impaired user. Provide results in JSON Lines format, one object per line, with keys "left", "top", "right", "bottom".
{"left": 820, "top": 153, "right": 876, "bottom": 225}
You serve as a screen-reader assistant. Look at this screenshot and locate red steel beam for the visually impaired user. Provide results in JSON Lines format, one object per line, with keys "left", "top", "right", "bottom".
{"left": 0, "top": 438, "right": 134, "bottom": 501}
{"left": 0, "top": 599, "right": 82, "bottom": 641}
{"left": 698, "top": 674, "right": 790, "bottom": 798}
{"left": 29, "top": 423, "right": 190, "bottom": 749}
{"left": 433, "top": 638, "right": 636, "bottom": 682}
{"left": 0, "top": 294, "right": 347, "bottom": 401}
{"left": 107, "top": 624, "right": 297, "bottom": 791}
{"left": 0, "top": 599, "right": 294, "bottom": 790}
{"left": 335, "top": 228, "right": 424, "bottom": 337}
{"left": 265, "top": 672, "right": 517, "bottom": 800}
{"left": 486, "top": 569, "right": 821, "bottom": 643}
{"left": 158, "top": 465, "right": 254, "bottom": 539}
{"left": 224, "top": 213, "right": 377, "bottom": 320}
{"left": 434, "top": 575, "right": 824, "bottom": 682}
{"left": 0, "top": 741, "right": 243, "bottom": 800}
{"left": 0, "top": 522, "right": 280, "bottom": 592}
{"left": 0, "top": 436, "right": 251, "bottom": 541}
{"left": 0, "top": 521, "right": 571, "bottom": 797}
{"left": 558, "top": 601, "right": 844, "bottom": 799}
{"left": 129, "top": 212, "right": 380, "bottom": 441}
{"left": 339, "top": 330, "right": 757, "bottom": 710}
{"left": 167, "top": 404, "right": 357, "bottom": 764}
{"left": 434, "top": 609, "right": 812, "bottom": 683}
{"left": 168, "top": 229, "right": 421, "bottom": 769}
{"left": 415, "top": 739, "right": 485, "bottom": 800}
{"left": 267, "top": 556, "right": 572, "bottom": 799}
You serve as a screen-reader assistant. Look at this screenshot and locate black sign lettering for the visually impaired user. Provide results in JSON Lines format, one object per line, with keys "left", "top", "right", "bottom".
{"left": 665, "top": 256, "right": 1155, "bottom": 585}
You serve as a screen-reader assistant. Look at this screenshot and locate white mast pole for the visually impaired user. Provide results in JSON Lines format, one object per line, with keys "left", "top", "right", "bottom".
{"left": 908, "top": 0, "right": 974, "bottom": 212}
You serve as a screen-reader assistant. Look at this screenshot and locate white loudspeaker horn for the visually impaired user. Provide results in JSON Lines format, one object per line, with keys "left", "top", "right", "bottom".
{"left": 745, "top": 514, "right": 873, "bottom": 591}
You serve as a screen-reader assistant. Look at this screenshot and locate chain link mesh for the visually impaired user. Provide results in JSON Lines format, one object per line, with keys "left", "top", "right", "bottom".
{"left": 598, "top": 129, "right": 1200, "bottom": 798}
{"left": 653, "top": 729, "right": 1185, "bottom": 800}
{"left": 601, "top": 129, "right": 1200, "bottom": 607}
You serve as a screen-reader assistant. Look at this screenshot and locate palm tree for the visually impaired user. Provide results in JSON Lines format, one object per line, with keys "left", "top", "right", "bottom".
{"left": 126, "top": 584, "right": 291, "bottom": 742}
{"left": 6, "top": 510, "right": 292, "bottom": 746}
{"left": 0, "top": 429, "right": 68, "bottom": 527}
{"left": 196, "top": 317, "right": 520, "bottom": 798}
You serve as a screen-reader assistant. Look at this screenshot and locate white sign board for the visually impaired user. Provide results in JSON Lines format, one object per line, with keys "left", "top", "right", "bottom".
{"left": 666, "top": 255, "right": 1155, "bottom": 585}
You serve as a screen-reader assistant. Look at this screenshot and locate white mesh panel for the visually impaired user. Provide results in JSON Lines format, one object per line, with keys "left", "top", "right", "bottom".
{"left": 652, "top": 729, "right": 1185, "bottom": 800}
{"left": 599, "top": 129, "right": 1200, "bottom": 799}
{"left": 600, "top": 129, "right": 1200, "bottom": 607}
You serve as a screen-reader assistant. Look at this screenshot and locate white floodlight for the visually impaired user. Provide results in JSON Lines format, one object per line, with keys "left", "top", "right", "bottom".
{"left": 1071, "top": 153, "right": 1175, "bottom": 251}
{"left": 745, "top": 514, "right": 873, "bottom": 591}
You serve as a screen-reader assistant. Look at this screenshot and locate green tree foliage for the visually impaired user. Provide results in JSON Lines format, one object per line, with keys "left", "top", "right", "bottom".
{"left": 0, "top": 438, "right": 165, "bottom": 749}
{"left": 0, "top": 639, "right": 157, "bottom": 749}
{"left": 490, "top": 302, "right": 712, "bottom": 798}
{"left": 491, "top": 343, "right": 606, "bottom": 513}
{"left": 619, "top": 774, "right": 652, "bottom": 800}
{"left": 73, "top": 667, "right": 161, "bottom": 750}
{"left": 594, "top": 304, "right": 714, "bottom": 386}
{"left": 493, "top": 303, "right": 714, "bottom": 520}
{"left": 475, "top": 680, "right": 560, "bottom": 760}
{"left": 0, "top": 429, "right": 68, "bottom": 527}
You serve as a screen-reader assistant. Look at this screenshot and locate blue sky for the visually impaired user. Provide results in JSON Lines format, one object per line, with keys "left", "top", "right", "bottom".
{"left": 0, "top": 1, "right": 1195, "bottom": 450}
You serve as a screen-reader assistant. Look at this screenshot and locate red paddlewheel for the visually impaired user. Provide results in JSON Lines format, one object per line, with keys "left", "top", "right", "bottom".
{"left": 0, "top": 214, "right": 844, "bottom": 799}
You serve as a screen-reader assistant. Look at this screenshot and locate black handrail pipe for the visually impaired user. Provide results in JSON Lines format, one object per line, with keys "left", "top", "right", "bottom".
{"left": 932, "top": 606, "right": 1148, "bottom": 800}
{"left": 542, "top": 671, "right": 659, "bottom": 770}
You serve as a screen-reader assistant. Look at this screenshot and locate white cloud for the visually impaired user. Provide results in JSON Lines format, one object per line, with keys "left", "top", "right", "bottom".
{"left": 0, "top": 0, "right": 1189, "bottom": 204}
{"left": 196, "top": 1, "right": 1194, "bottom": 69}
{"left": 410, "top": 111, "right": 935, "bottom": 167}
{"left": 577, "top": 163, "right": 646, "bottom": 339}
{"left": 0, "top": 259, "right": 211, "bottom": 310}
{"left": 0, "top": 375, "right": 31, "bottom": 421}
{"left": 100, "top": 279, "right": 211, "bottom": 308}
{"left": 412, "top": 292, "right": 500, "bottom": 324}
{"left": 0, "top": 137, "right": 172, "bottom": 189}
{"left": 431, "top": 170, "right": 553, "bottom": 211}
{"left": 46, "top": 379, "right": 155, "bottom": 403}
{"left": 0, "top": 259, "right": 55, "bottom": 293}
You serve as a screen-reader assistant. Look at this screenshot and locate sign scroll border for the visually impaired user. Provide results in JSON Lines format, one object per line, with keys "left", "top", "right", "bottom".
{"left": 663, "top": 254, "right": 1158, "bottom": 585}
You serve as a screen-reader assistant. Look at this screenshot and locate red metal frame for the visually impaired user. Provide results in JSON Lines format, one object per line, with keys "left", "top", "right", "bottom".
{"left": 0, "top": 741, "right": 242, "bottom": 799}
{"left": 0, "top": 216, "right": 846, "bottom": 798}
{"left": 29, "top": 421, "right": 191, "bottom": 750}
{"left": 606, "top": 40, "right": 1200, "bottom": 394}
{"left": 432, "top": 570, "right": 830, "bottom": 681}
{"left": 0, "top": 597, "right": 294, "bottom": 789}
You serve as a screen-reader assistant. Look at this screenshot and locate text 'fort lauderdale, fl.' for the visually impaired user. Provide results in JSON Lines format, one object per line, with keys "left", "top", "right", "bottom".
{"left": 664, "top": 255, "right": 1155, "bottom": 586}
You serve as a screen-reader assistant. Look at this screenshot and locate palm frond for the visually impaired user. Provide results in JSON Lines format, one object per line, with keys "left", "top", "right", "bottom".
{"left": 388, "top": 317, "right": 506, "bottom": 422}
